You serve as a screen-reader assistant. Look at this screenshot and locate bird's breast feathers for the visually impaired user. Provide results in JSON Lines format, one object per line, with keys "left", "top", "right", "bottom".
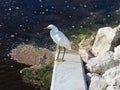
{"left": 50, "top": 30, "right": 71, "bottom": 50}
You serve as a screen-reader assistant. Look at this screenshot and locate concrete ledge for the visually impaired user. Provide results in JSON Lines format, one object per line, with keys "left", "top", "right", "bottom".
{"left": 50, "top": 53, "right": 87, "bottom": 90}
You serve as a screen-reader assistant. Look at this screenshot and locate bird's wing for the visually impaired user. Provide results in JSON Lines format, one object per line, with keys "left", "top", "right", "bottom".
{"left": 53, "top": 31, "right": 71, "bottom": 50}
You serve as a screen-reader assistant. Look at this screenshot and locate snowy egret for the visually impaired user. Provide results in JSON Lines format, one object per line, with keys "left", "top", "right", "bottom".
{"left": 45, "top": 24, "right": 71, "bottom": 61}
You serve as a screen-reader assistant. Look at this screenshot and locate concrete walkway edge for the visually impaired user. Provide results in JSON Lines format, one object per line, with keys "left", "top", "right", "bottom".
{"left": 50, "top": 53, "right": 87, "bottom": 90}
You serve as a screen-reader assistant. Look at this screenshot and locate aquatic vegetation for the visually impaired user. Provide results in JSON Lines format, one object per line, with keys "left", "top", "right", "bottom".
{"left": 62, "top": 27, "right": 97, "bottom": 44}
{"left": 20, "top": 64, "right": 53, "bottom": 89}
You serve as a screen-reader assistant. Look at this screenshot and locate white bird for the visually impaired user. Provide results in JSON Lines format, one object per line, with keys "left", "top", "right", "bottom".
{"left": 45, "top": 24, "right": 71, "bottom": 61}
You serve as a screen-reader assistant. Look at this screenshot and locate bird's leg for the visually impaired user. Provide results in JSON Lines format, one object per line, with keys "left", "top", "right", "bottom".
{"left": 57, "top": 46, "right": 60, "bottom": 59}
{"left": 56, "top": 44, "right": 60, "bottom": 59}
{"left": 62, "top": 47, "right": 66, "bottom": 61}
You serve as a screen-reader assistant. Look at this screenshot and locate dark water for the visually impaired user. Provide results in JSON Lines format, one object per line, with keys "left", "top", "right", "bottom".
{"left": 0, "top": 0, "right": 120, "bottom": 90}
{"left": 0, "top": 0, "right": 119, "bottom": 47}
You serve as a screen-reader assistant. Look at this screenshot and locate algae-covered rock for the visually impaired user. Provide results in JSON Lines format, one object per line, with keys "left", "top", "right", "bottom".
{"left": 20, "top": 64, "right": 53, "bottom": 89}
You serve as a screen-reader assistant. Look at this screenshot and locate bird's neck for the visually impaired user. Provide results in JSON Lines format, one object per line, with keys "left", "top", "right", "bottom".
{"left": 51, "top": 28, "right": 58, "bottom": 32}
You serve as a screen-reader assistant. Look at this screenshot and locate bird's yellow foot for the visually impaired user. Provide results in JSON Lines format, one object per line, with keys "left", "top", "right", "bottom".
{"left": 55, "top": 59, "right": 63, "bottom": 62}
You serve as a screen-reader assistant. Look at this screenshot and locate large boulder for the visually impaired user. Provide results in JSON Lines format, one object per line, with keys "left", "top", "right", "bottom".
{"left": 89, "top": 74, "right": 107, "bottom": 90}
{"left": 86, "top": 51, "right": 120, "bottom": 74}
{"left": 92, "top": 25, "right": 120, "bottom": 56}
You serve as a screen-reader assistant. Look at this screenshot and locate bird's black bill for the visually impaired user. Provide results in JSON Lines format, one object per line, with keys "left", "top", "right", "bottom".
{"left": 43, "top": 27, "right": 51, "bottom": 30}
{"left": 43, "top": 27, "right": 48, "bottom": 29}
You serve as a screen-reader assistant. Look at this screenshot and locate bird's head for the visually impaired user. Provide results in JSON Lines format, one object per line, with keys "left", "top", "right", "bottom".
{"left": 44, "top": 24, "right": 58, "bottom": 30}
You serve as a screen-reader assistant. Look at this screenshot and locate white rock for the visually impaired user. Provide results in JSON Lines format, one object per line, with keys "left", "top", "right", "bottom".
{"left": 92, "top": 27, "right": 112, "bottom": 56}
{"left": 103, "top": 65, "right": 120, "bottom": 86}
{"left": 79, "top": 49, "right": 93, "bottom": 63}
{"left": 89, "top": 74, "right": 107, "bottom": 90}
{"left": 92, "top": 25, "right": 120, "bottom": 56}
{"left": 113, "top": 45, "right": 120, "bottom": 60}
{"left": 106, "top": 86, "right": 120, "bottom": 90}
{"left": 112, "top": 75, "right": 120, "bottom": 86}
{"left": 86, "top": 51, "right": 120, "bottom": 74}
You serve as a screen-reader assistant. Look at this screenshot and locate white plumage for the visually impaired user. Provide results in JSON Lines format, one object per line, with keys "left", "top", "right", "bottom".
{"left": 47, "top": 24, "right": 71, "bottom": 50}
{"left": 46, "top": 24, "right": 71, "bottom": 61}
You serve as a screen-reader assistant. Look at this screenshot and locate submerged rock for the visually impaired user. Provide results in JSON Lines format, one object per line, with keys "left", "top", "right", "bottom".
{"left": 10, "top": 44, "right": 54, "bottom": 66}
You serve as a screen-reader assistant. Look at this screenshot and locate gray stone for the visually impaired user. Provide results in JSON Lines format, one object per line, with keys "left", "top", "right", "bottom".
{"left": 86, "top": 51, "right": 120, "bottom": 74}
{"left": 92, "top": 25, "right": 120, "bottom": 56}
{"left": 79, "top": 49, "right": 93, "bottom": 63}
{"left": 89, "top": 74, "right": 107, "bottom": 90}
{"left": 103, "top": 65, "right": 120, "bottom": 86}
